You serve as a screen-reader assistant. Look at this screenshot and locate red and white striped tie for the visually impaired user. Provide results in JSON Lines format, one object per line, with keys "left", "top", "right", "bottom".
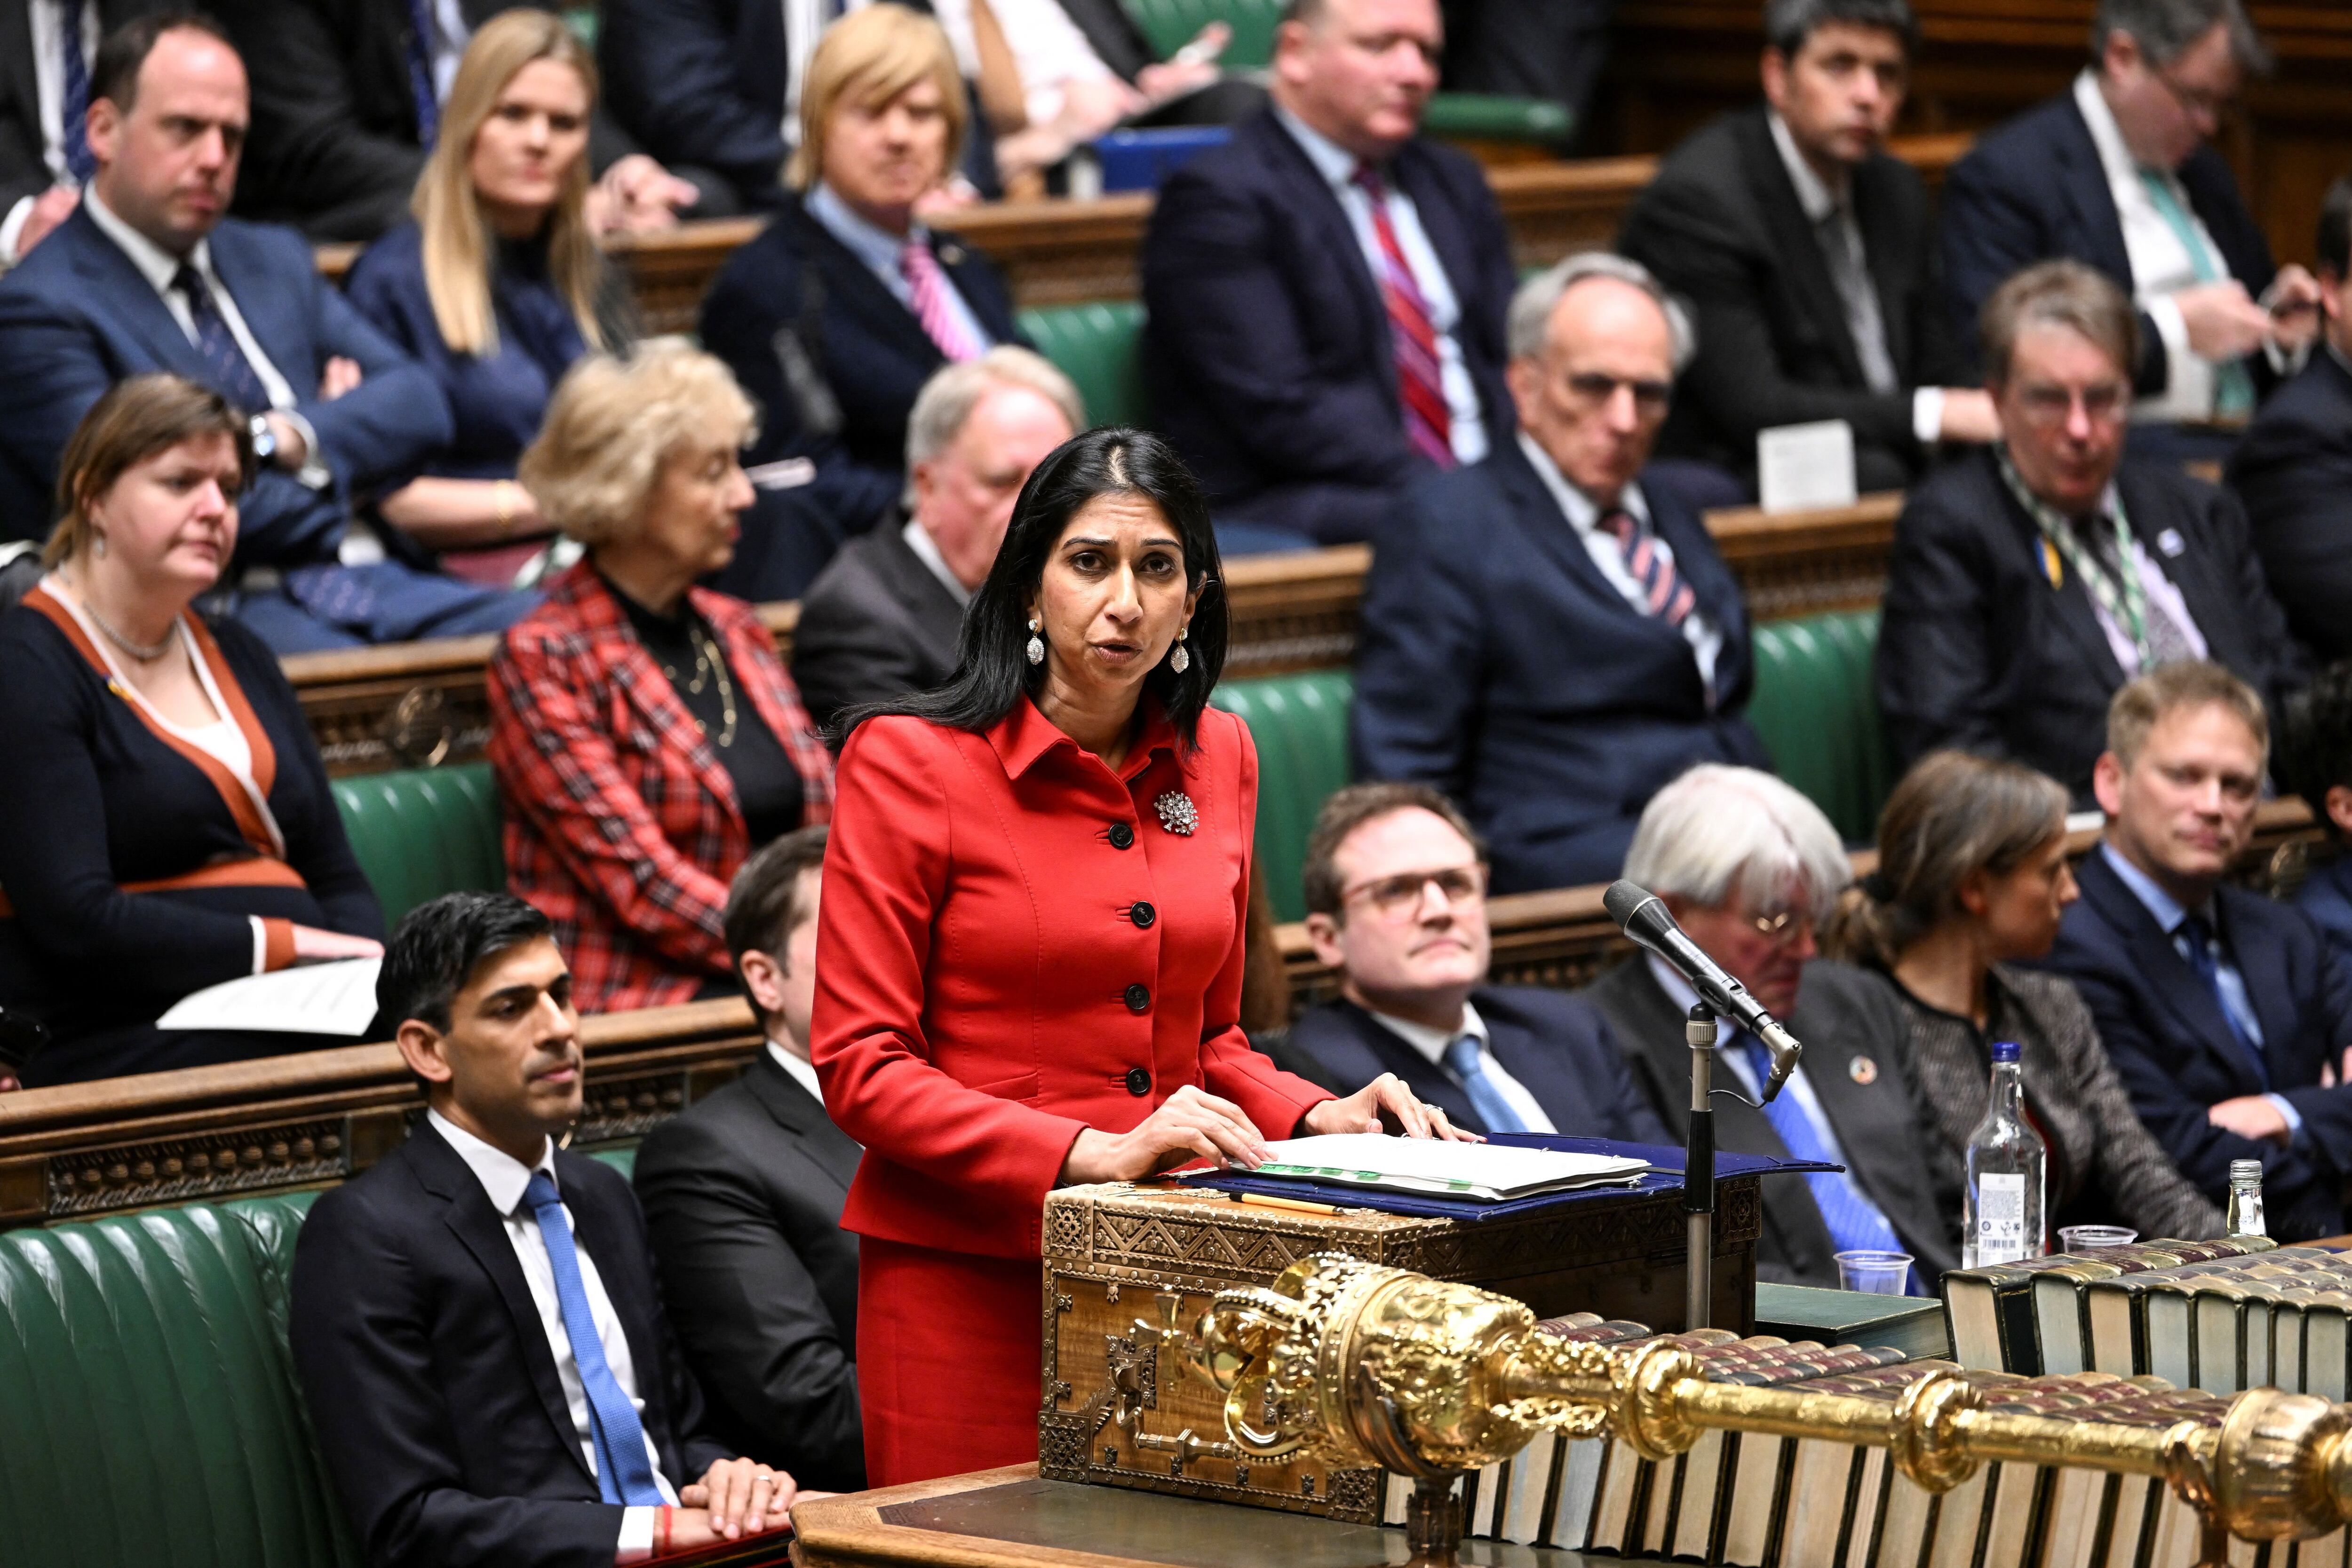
{"left": 1599, "top": 507, "right": 1696, "bottom": 626}
{"left": 1352, "top": 165, "right": 1455, "bottom": 468}
{"left": 901, "top": 237, "right": 982, "bottom": 363}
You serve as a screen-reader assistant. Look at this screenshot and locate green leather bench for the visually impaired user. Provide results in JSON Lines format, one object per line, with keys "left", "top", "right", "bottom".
{"left": 1019, "top": 301, "right": 1148, "bottom": 429}
{"left": 0, "top": 1148, "right": 640, "bottom": 1565}
{"left": 1212, "top": 670, "right": 1354, "bottom": 923}
{"left": 330, "top": 761, "right": 506, "bottom": 928}
{"left": 1747, "top": 608, "right": 1895, "bottom": 845}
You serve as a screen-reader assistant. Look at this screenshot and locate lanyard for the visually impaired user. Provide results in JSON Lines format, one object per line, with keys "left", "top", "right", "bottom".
{"left": 1996, "top": 445, "right": 2152, "bottom": 667}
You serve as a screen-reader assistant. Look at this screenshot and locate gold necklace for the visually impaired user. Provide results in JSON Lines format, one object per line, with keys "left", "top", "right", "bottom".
{"left": 688, "top": 623, "right": 738, "bottom": 748}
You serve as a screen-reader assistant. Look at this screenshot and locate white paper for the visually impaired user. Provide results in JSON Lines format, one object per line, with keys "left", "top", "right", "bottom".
{"left": 1756, "top": 419, "right": 1859, "bottom": 514}
{"left": 1251, "top": 1132, "right": 1648, "bottom": 1201}
{"left": 157, "top": 958, "right": 382, "bottom": 1035}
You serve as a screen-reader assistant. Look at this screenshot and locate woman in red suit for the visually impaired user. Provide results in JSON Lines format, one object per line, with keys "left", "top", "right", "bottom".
{"left": 811, "top": 427, "right": 1467, "bottom": 1486}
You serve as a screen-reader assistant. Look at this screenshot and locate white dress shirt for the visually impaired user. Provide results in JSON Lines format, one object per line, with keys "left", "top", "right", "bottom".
{"left": 1516, "top": 431, "right": 1724, "bottom": 700}
{"left": 1764, "top": 111, "right": 1945, "bottom": 445}
{"left": 901, "top": 516, "right": 972, "bottom": 606}
{"left": 1365, "top": 999, "right": 1556, "bottom": 1134}
{"left": 1273, "top": 104, "right": 1488, "bottom": 466}
{"left": 0, "top": 0, "right": 102, "bottom": 264}
{"left": 427, "top": 0, "right": 473, "bottom": 106}
{"left": 766, "top": 1039, "right": 826, "bottom": 1102}
{"left": 929, "top": 0, "right": 1118, "bottom": 130}
{"left": 804, "top": 180, "right": 995, "bottom": 358}
{"left": 426, "top": 1111, "right": 680, "bottom": 1564}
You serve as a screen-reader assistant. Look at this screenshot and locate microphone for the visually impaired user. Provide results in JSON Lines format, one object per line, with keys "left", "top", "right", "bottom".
{"left": 1603, "top": 879, "right": 1803, "bottom": 1103}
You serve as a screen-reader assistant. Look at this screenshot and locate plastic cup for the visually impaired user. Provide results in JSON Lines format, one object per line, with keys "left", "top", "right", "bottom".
{"left": 1835, "top": 1249, "right": 1915, "bottom": 1296}
{"left": 2058, "top": 1225, "right": 2138, "bottom": 1252}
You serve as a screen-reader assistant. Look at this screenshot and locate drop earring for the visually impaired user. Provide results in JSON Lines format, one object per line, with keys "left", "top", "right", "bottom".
{"left": 1168, "top": 625, "right": 1190, "bottom": 674}
{"left": 1025, "top": 616, "right": 1043, "bottom": 665}
{"left": 91, "top": 532, "right": 107, "bottom": 558}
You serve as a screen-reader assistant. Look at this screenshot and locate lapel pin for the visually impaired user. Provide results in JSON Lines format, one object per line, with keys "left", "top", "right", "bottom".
{"left": 1154, "top": 790, "right": 1197, "bottom": 836}
{"left": 2156, "top": 528, "right": 2186, "bottom": 558}
{"left": 1849, "top": 1055, "right": 1878, "bottom": 1085}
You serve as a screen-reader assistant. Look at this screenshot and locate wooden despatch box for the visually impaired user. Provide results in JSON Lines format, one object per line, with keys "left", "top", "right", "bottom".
{"left": 1036, "top": 1175, "right": 1764, "bottom": 1523}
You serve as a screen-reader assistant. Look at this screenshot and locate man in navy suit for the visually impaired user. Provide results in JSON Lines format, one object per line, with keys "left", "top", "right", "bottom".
{"left": 2039, "top": 665, "right": 2352, "bottom": 1243}
{"left": 1352, "top": 252, "right": 1769, "bottom": 893}
{"left": 1939, "top": 0, "right": 2320, "bottom": 456}
{"left": 0, "top": 16, "right": 529, "bottom": 651}
{"left": 1139, "top": 0, "right": 1515, "bottom": 546}
{"left": 1288, "top": 782, "right": 1668, "bottom": 1143}
{"left": 292, "top": 892, "right": 808, "bottom": 1568}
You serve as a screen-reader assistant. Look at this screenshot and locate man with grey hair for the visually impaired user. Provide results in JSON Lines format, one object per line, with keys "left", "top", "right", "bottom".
{"left": 1619, "top": 0, "right": 1995, "bottom": 492}
{"left": 790, "top": 347, "right": 1081, "bottom": 729}
{"left": 1941, "top": 0, "right": 2321, "bottom": 457}
{"left": 1354, "top": 252, "right": 1771, "bottom": 892}
{"left": 1581, "top": 763, "right": 1960, "bottom": 1289}
{"left": 1876, "top": 259, "right": 2301, "bottom": 803}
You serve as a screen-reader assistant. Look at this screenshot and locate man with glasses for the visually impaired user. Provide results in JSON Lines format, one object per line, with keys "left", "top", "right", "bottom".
{"left": 1353, "top": 251, "right": 1770, "bottom": 892}
{"left": 1940, "top": 0, "right": 2320, "bottom": 460}
{"left": 1287, "top": 782, "right": 1668, "bottom": 1141}
{"left": 1877, "top": 260, "right": 2300, "bottom": 806}
{"left": 1582, "top": 764, "right": 1960, "bottom": 1290}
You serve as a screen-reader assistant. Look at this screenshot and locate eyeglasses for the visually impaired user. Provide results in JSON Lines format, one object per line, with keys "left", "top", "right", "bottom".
{"left": 1744, "top": 908, "right": 1814, "bottom": 949}
{"left": 2012, "top": 383, "right": 2131, "bottom": 428}
{"left": 1340, "top": 866, "right": 1486, "bottom": 916}
{"left": 2150, "top": 63, "right": 2231, "bottom": 127}
{"left": 1562, "top": 372, "right": 1673, "bottom": 415}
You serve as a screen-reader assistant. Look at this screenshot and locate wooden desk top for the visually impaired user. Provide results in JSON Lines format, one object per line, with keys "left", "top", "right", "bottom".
{"left": 790, "top": 1465, "right": 1663, "bottom": 1568}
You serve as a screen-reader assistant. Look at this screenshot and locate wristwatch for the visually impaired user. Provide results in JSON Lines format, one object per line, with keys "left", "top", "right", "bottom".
{"left": 247, "top": 412, "right": 278, "bottom": 465}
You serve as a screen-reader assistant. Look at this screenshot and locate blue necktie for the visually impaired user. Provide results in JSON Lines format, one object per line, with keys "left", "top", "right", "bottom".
{"left": 59, "top": 0, "right": 94, "bottom": 184}
{"left": 2177, "top": 914, "right": 2268, "bottom": 1087}
{"left": 521, "top": 1171, "right": 667, "bottom": 1506}
{"left": 1736, "top": 1033, "right": 1910, "bottom": 1279}
{"left": 405, "top": 0, "right": 440, "bottom": 151}
{"left": 169, "top": 264, "right": 272, "bottom": 418}
{"left": 1442, "top": 1034, "right": 1529, "bottom": 1135}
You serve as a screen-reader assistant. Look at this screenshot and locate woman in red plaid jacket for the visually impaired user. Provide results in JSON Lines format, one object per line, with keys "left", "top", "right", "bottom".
{"left": 490, "top": 343, "right": 834, "bottom": 1014}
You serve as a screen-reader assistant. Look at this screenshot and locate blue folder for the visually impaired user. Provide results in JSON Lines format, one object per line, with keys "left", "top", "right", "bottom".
{"left": 1176, "top": 1133, "right": 1837, "bottom": 1222}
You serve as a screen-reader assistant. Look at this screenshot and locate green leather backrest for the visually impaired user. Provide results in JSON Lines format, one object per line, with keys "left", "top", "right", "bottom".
{"left": 1748, "top": 609, "right": 1896, "bottom": 844}
{"left": 1420, "top": 94, "right": 1575, "bottom": 145}
{"left": 1119, "top": 0, "right": 1283, "bottom": 68}
{"left": 330, "top": 761, "right": 505, "bottom": 928}
{"left": 0, "top": 1192, "right": 360, "bottom": 1568}
{"left": 1018, "top": 301, "right": 1148, "bottom": 431}
{"left": 1212, "top": 670, "right": 1355, "bottom": 923}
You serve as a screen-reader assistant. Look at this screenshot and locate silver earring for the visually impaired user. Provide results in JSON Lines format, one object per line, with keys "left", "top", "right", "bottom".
{"left": 91, "top": 532, "right": 107, "bottom": 558}
{"left": 1169, "top": 624, "right": 1190, "bottom": 674}
{"left": 1025, "top": 616, "right": 1043, "bottom": 666}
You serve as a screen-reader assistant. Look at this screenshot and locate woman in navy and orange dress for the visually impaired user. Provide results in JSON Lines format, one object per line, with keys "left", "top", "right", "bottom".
{"left": 810, "top": 425, "right": 1469, "bottom": 1486}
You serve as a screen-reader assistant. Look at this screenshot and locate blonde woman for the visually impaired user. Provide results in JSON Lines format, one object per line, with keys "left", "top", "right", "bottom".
{"left": 700, "top": 4, "right": 1026, "bottom": 589}
{"left": 345, "top": 11, "right": 633, "bottom": 584}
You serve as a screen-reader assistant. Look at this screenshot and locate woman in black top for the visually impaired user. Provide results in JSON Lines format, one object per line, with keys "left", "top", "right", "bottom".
{"left": 1824, "top": 750, "right": 2222, "bottom": 1242}
{"left": 0, "top": 377, "right": 384, "bottom": 1085}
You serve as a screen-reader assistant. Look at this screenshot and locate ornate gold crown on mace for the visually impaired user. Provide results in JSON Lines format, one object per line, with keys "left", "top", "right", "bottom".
{"left": 1138, "top": 1252, "right": 2352, "bottom": 1568}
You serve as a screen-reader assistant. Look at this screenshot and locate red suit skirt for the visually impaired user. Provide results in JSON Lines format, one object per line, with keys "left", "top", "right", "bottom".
{"left": 858, "top": 1236, "right": 1044, "bottom": 1486}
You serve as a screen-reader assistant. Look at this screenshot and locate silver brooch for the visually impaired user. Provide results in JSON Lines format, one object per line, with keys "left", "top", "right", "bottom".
{"left": 1154, "top": 790, "right": 1197, "bottom": 836}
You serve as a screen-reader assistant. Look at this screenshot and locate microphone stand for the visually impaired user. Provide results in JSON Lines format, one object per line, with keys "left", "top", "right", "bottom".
{"left": 1684, "top": 1003, "right": 1718, "bottom": 1330}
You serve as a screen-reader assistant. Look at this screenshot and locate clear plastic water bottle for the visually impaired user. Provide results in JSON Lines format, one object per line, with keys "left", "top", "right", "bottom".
{"left": 2226, "top": 1158, "right": 2268, "bottom": 1238}
{"left": 1963, "top": 1041, "right": 2046, "bottom": 1267}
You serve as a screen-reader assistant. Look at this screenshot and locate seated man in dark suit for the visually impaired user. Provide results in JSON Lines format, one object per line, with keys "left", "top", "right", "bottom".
{"left": 2037, "top": 663, "right": 2352, "bottom": 1242}
{"left": 1939, "top": 0, "right": 2320, "bottom": 459}
{"left": 1139, "top": 0, "right": 1516, "bottom": 546}
{"left": 1876, "top": 260, "right": 2303, "bottom": 805}
{"left": 0, "top": 0, "right": 161, "bottom": 267}
{"left": 0, "top": 16, "right": 536, "bottom": 652}
{"left": 1290, "top": 781, "right": 1668, "bottom": 1142}
{"left": 1353, "top": 252, "right": 1770, "bottom": 892}
{"left": 2281, "top": 664, "right": 2352, "bottom": 970}
{"left": 636, "top": 828, "right": 865, "bottom": 1493}
{"left": 791, "top": 347, "right": 1077, "bottom": 730}
{"left": 291, "top": 891, "right": 807, "bottom": 1568}
{"left": 215, "top": 0, "right": 695, "bottom": 242}
{"left": 1618, "top": 0, "right": 1994, "bottom": 492}
{"left": 2228, "top": 174, "right": 2352, "bottom": 662}
{"left": 1581, "top": 764, "right": 1961, "bottom": 1289}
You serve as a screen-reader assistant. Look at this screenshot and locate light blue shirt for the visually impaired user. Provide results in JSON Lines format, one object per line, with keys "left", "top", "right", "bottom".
{"left": 2098, "top": 841, "right": 2296, "bottom": 1134}
{"left": 1271, "top": 104, "right": 1487, "bottom": 466}
{"left": 805, "top": 182, "right": 994, "bottom": 359}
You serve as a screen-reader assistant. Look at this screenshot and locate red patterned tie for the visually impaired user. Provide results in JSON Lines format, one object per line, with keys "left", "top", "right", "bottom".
{"left": 901, "top": 237, "right": 982, "bottom": 362}
{"left": 1352, "top": 165, "right": 1454, "bottom": 468}
{"left": 1599, "top": 507, "right": 1696, "bottom": 626}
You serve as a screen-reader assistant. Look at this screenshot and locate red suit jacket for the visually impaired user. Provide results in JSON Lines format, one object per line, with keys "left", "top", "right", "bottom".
{"left": 811, "top": 697, "right": 1332, "bottom": 1259}
{"left": 488, "top": 562, "right": 834, "bottom": 1014}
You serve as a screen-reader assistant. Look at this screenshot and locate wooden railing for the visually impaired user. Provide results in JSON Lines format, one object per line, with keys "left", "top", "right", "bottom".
{"left": 289, "top": 495, "right": 1902, "bottom": 774}
{"left": 2, "top": 798, "right": 2315, "bottom": 1229}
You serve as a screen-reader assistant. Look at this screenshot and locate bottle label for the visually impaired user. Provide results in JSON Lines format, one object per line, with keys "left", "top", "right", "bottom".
{"left": 1974, "top": 1173, "right": 2029, "bottom": 1265}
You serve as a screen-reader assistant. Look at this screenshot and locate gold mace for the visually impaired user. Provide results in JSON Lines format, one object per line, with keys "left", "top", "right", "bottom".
{"left": 1141, "top": 1253, "right": 2352, "bottom": 1568}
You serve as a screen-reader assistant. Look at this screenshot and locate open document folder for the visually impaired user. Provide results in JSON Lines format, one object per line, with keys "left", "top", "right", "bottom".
{"left": 1241, "top": 1133, "right": 1650, "bottom": 1203}
{"left": 156, "top": 958, "right": 382, "bottom": 1036}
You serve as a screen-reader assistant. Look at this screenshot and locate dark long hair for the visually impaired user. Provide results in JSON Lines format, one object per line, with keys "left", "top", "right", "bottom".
{"left": 841, "top": 426, "right": 1228, "bottom": 744}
